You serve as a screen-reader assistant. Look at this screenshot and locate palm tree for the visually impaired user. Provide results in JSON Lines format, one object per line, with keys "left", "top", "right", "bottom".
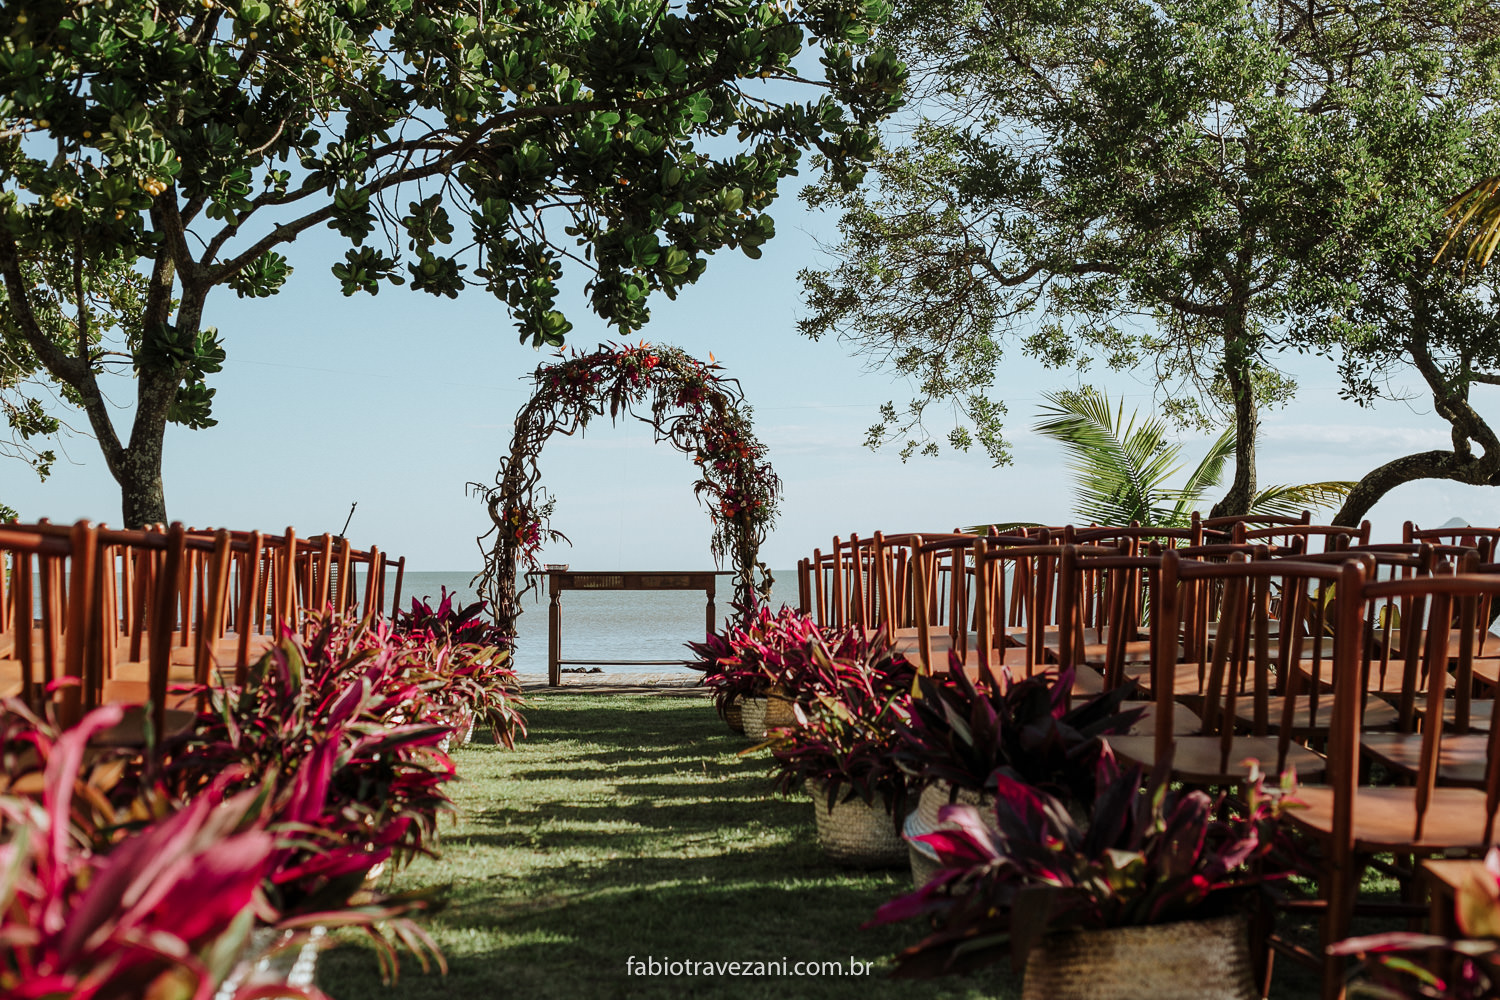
{"left": 986, "top": 388, "right": 1353, "bottom": 529}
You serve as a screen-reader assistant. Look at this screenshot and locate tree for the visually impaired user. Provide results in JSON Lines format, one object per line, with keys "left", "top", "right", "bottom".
{"left": 0, "top": 0, "right": 906, "bottom": 526}
{"left": 799, "top": 0, "right": 1498, "bottom": 517}
{"left": 1309, "top": 242, "right": 1500, "bottom": 525}
{"left": 1015, "top": 387, "right": 1349, "bottom": 529}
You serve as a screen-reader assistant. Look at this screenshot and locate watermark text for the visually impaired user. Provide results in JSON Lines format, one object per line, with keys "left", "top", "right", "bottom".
{"left": 625, "top": 956, "right": 874, "bottom": 977}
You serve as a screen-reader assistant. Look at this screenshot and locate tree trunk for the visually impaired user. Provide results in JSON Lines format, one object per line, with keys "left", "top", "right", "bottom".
{"left": 116, "top": 443, "right": 168, "bottom": 527}
{"left": 1209, "top": 358, "right": 1258, "bottom": 519}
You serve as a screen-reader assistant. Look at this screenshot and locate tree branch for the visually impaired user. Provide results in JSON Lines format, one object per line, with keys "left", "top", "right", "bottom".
{"left": 0, "top": 236, "right": 126, "bottom": 471}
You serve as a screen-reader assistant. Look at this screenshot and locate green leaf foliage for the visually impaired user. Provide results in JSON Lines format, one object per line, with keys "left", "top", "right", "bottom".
{"left": 0, "top": 0, "right": 907, "bottom": 520}
{"left": 800, "top": 0, "right": 1500, "bottom": 508}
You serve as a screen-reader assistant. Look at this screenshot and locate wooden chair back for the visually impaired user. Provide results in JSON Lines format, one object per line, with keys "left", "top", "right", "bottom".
{"left": 0, "top": 525, "right": 83, "bottom": 713}
{"left": 1239, "top": 521, "right": 1371, "bottom": 554}
{"left": 1330, "top": 564, "right": 1500, "bottom": 845}
{"left": 1054, "top": 546, "right": 1163, "bottom": 691}
{"left": 1152, "top": 549, "right": 1352, "bottom": 777}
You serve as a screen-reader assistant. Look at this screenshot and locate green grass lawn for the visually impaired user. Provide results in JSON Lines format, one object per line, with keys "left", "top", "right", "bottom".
{"left": 316, "top": 693, "right": 1335, "bottom": 1000}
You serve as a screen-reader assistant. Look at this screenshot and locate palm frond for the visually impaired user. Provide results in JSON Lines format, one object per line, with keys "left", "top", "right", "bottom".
{"left": 1249, "top": 482, "right": 1356, "bottom": 519}
{"left": 1178, "top": 426, "right": 1236, "bottom": 502}
{"left": 1439, "top": 175, "right": 1500, "bottom": 270}
{"left": 1033, "top": 388, "right": 1184, "bottom": 526}
{"left": 962, "top": 521, "right": 1045, "bottom": 535}
{"left": 1163, "top": 425, "right": 1236, "bottom": 526}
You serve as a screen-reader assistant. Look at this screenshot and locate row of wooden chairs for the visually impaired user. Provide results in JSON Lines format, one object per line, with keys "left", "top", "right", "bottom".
{"left": 797, "top": 516, "right": 1500, "bottom": 1000}
{"left": 0, "top": 519, "right": 407, "bottom": 745}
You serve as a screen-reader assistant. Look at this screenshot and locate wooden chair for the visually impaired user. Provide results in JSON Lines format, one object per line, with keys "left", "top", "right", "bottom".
{"left": 962, "top": 539, "right": 1122, "bottom": 696}
{"left": 1065, "top": 520, "right": 1208, "bottom": 552}
{"left": 1104, "top": 550, "right": 1336, "bottom": 785}
{"left": 1282, "top": 565, "right": 1500, "bottom": 1000}
{"left": 1051, "top": 545, "right": 1202, "bottom": 734}
{"left": 0, "top": 524, "right": 88, "bottom": 713}
{"left": 1403, "top": 520, "right": 1500, "bottom": 554}
{"left": 88, "top": 523, "right": 192, "bottom": 747}
{"left": 900, "top": 534, "right": 982, "bottom": 670}
{"left": 1200, "top": 510, "right": 1313, "bottom": 534}
{"left": 1053, "top": 545, "right": 1160, "bottom": 689}
{"left": 1240, "top": 521, "right": 1371, "bottom": 554}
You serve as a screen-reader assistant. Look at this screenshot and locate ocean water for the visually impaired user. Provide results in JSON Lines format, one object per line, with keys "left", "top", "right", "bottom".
{"left": 390, "top": 569, "right": 798, "bottom": 676}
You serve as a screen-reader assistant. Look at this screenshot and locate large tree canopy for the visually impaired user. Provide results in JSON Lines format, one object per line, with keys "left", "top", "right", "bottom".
{"left": 0, "top": 0, "right": 905, "bottom": 525}
{"left": 800, "top": 0, "right": 1500, "bottom": 517}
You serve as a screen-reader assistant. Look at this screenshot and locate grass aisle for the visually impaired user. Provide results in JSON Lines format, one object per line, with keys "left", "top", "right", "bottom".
{"left": 317, "top": 693, "right": 999, "bottom": 1000}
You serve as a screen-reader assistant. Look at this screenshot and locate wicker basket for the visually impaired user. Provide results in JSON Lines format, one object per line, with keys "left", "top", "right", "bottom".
{"left": 439, "top": 712, "right": 476, "bottom": 752}
{"left": 1021, "top": 914, "right": 1256, "bottom": 1000}
{"left": 808, "top": 780, "right": 908, "bottom": 868}
{"left": 723, "top": 696, "right": 746, "bottom": 735}
{"left": 741, "top": 692, "right": 798, "bottom": 739}
{"left": 904, "top": 810, "right": 944, "bottom": 886}
{"left": 916, "top": 780, "right": 995, "bottom": 831}
{"left": 212, "top": 925, "right": 327, "bottom": 1000}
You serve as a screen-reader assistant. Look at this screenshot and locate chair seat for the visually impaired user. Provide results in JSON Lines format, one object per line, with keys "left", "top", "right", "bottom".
{"left": 1231, "top": 693, "right": 1398, "bottom": 735}
{"left": 1292, "top": 657, "right": 1424, "bottom": 696}
{"left": 1121, "top": 701, "right": 1202, "bottom": 736}
{"left": 1414, "top": 698, "right": 1494, "bottom": 732}
{"left": 904, "top": 643, "right": 1050, "bottom": 678}
{"left": 1464, "top": 658, "right": 1500, "bottom": 691}
{"left": 1286, "top": 784, "right": 1498, "bottom": 852}
{"left": 1069, "top": 665, "right": 1109, "bottom": 697}
{"left": 930, "top": 653, "right": 1109, "bottom": 697}
{"left": 108, "top": 660, "right": 199, "bottom": 684}
{"left": 1359, "top": 732, "right": 1494, "bottom": 788}
{"left": 1390, "top": 628, "right": 1500, "bottom": 661}
{"left": 89, "top": 704, "right": 197, "bottom": 747}
{"left": 1079, "top": 638, "right": 1154, "bottom": 665}
{"left": 1037, "top": 625, "right": 1102, "bottom": 648}
{"left": 1105, "top": 734, "right": 1326, "bottom": 784}
{"left": 893, "top": 632, "right": 979, "bottom": 666}
{"left": 99, "top": 679, "right": 202, "bottom": 708}
{"left": 1122, "top": 659, "right": 1210, "bottom": 697}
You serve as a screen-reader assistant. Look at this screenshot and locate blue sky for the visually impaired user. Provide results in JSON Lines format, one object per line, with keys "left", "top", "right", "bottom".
{"left": 7, "top": 178, "right": 1499, "bottom": 571}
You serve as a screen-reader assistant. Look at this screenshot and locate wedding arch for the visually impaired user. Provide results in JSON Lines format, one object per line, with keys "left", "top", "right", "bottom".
{"left": 472, "top": 342, "right": 781, "bottom": 638}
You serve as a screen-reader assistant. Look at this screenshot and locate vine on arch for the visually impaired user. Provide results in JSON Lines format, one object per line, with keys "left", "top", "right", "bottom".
{"left": 472, "top": 342, "right": 781, "bottom": 638}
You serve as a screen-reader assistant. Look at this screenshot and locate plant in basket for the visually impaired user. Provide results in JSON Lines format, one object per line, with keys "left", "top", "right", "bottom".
{"left": 319, "top": 612, "right": 526, "bottom": 748}
{"left": 0, "top": 704, "right": 316, "bottom": 999}
{"left": 0, "top": 701, "right": 447, "bottom": 996}
{"left": 873, "top": 753, "right": 1300, "bottom": 982}
{"left": 162, "top": 624, "right": 458, "bottom": 916}
{"left": 892, "top": 657, "right": 1144, "bottom": 811}
{"left": 690, "top": 604, "right": 815, "bottom": 723}
{"left": 422, "top": 641, "right": 528, "bottom": 748}
{"left": 768, "top": 632, "right": 918, "bottom": 830}
{"left": 690, "top": 605, "right": 905, "bottom": 727}
{"left": 396, "top": 586, "right": 514, "bottom": 650}
{"left": 1329, "top": 846, "right": 1500, "bottom": 999}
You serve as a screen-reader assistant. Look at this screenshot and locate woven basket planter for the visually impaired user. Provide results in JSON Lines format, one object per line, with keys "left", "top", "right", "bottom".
{"left": 212, "top": 925, "right": 327, "bottom": 1000}
{"left": 904, "top": 810, "right": 943, "bottom": 887}
{"left": 1021, "top": 914, "right": 1256, "bottom": 1000}
{"left": 808, "top": 780, "right": 908, "bottom": 868}
{"left": 741, "top": 692, "right": 797, "bottom": 739}
{"left": 722, "top": 696, "right": 746, "bottom": 736}
{"left": 439, "top": 712, "right": 476, "bottom": 753}
{"left": 916, "top": 780, "right": 995, "bottom": 832}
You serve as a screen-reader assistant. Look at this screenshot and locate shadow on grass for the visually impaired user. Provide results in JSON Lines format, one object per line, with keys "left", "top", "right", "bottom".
{"left": 317, "top": 695, "right": 999, "bottom": 1000}
{"left": 319, "top": 695, "right": 1347, "bottom": 999}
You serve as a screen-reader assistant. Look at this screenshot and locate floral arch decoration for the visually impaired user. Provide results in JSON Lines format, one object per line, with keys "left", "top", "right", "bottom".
{"left": 473, "top": 342, "right": 781, "bottom": 638}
